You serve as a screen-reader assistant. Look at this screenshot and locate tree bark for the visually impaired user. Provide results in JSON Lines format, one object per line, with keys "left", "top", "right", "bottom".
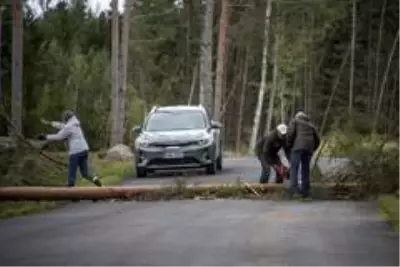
{"left": 214, "top": 0, "right": 230, "bottom": 122}
{"left": 187, "top": 60, "right": 198, "bottom": 105}
{"left": 235, "top": 46, "right": 249, "bottom": 155}
{"left": 199, "top": 0, "right": 214, "bottom": 116}
{"left": 265, "top": 29, "right": 280, "bottom": 135}
{"left": 248, "top": 0, "right": 273, "bottom": 154}
{"left": 110, "top": 0, "right": 120, "bottom": 147}
{"left": 372, "top": 31, "right": 399, "bottom": 133}
{"left": 11, "top": 0, "right": 23, "bottom": 136}
{"left": 372, "top": 0, "right": 387, "bottom": 111}
{"left": 348, "top": 0, "right": 356, "bottom": 118}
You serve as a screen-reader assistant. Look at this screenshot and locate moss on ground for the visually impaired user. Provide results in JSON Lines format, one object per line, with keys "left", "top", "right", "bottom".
{"left": 378, "top": 194, "right": 399, "bottom": 232}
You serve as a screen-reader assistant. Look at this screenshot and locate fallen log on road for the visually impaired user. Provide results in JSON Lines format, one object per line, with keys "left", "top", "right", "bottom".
{"left": 0, "top": 182, "right": 359, "bottom": 201}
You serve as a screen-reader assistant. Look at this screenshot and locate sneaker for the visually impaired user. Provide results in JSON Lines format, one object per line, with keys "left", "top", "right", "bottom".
{"left": 93, "top": 176, "right": 102, "bottom": 187}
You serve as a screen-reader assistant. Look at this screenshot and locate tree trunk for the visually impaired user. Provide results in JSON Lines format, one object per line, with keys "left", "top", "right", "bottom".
{"left": 199, "top": 0, "right": 214, "bottom": 116}
{"left": 220, "top": 47, "right": 241, "bottom": 119}
{"left": 265, "top": 30, "right": 280, "bottom": 135}
{"left": 372, "top": 0, "right": 387, "bottom": 111}
{"left": 319, "top": 45, "right": 351, "bottom": 136}
{"left": 248, "top": 0, "right": 273, "bottom": 154}
{"left": 348, "top": 0, "right": 356, "bottom": 118}
{"left": 214, "top": 0, "right": 229, "bottom": 122}
{"left": 235, "top": 46, "right": 249, "bottom": 156}
{"left": 138, "top": 68, "right": 148, "bottom": 118}
{"left": 110, "top": 0, "right": 120, "bottom": 147}
{"left": 0, "top": 6, "right": 4, "bottom": 103}
{"left": 388, "top": 68, "right": 399, "bottom": 134}
{"left": 280, "top": 77, "right": 286, "bottom": 123}
{"left": 372, "top": 31, "right": 399, "bottom": 133}
{"left": 118, "top": 0, "right": 132, "bottom": 144}
{"left": 11, "top": 0, "right": 23, "bottom": 136}
{"left": 366, "top": 0, "right": 373, "bottom": 112}
{"left": 187, "top": 60, "right": 198, "bottom": 105}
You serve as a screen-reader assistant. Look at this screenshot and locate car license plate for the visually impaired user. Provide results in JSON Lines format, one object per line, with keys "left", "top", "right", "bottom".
{"left": 164, "top": 152, "right": 184, "bottom": 159}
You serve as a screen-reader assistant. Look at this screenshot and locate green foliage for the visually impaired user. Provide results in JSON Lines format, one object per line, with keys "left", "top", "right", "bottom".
{"left": 378, "top": 194, "right": 399, "bottom": 232}
{"left": 322, "top": 128, "right": 399, "bottom": 198}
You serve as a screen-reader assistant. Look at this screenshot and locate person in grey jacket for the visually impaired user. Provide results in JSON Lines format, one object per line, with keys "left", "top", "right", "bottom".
{"left": 38, "top": 110, "right": 102, "bottom": 187}
{"left": 286, "top": 111, "right": 320, "bottom": 198}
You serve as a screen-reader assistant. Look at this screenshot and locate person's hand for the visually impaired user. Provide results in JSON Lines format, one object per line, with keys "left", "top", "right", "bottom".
{"left": 40, "top": 118, "right": 50, "bottom": 125}
{"left": 36, "top": 133, "right": 47, "bottom": 141}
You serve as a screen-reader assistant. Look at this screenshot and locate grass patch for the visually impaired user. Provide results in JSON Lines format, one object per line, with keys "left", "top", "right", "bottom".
{"left": 378, "top": 194, "right": 399, "bottom": 232}
{"left": 0, "top": 152, "right": 133, "bottom": 219}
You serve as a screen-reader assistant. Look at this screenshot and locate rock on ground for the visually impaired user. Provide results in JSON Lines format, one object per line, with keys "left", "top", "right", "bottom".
{"left": 105, "top": 144, "right": 134, "bottom": 161}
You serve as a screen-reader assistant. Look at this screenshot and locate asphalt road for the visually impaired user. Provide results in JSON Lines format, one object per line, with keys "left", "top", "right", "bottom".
{"left": 122, "top": 156, "right": 351, "bottom": 187}
{"left": 0, "top": 200, "right": 398, "bottom": 265}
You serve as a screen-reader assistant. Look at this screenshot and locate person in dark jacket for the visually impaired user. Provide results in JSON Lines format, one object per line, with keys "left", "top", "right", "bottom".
{"left": 286, "top": 111, "right": 320, "bottom": 198}
{"left": 255, "top": 124, "right": 291, "bottom": 184}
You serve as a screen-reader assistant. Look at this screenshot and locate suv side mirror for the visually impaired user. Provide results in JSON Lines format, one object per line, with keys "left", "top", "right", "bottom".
{"left": 132, "top": 125, "right": 142, "bottom": 134}
{"left": 210, "top": 120, "right": 222, "bottom": 129}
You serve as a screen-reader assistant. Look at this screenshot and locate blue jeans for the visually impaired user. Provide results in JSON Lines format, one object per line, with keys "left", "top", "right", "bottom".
{"left": 289, "top": 149, "right": 312, "bottom": 197}
{"left": 68, "top": 150, "right": 92, "bottom": 187}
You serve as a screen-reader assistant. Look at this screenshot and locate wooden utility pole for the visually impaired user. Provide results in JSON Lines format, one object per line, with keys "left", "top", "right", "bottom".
{"left": 110, "top": 0, "right": 120, "bottom": 147}
{"left": 11, "top": 0, "right": 23, "bottom": 135}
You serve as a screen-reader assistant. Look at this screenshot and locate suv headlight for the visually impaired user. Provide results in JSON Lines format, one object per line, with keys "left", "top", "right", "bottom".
{"left": 136, "top": 139, "right": 151, "bottom": 148}
{"left": 197, "top": 136, "right": 213, "bottom": 146}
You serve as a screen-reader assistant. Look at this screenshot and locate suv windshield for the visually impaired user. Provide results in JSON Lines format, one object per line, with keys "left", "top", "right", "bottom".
{"left": 144, "top": 110, "right": 207, "bottom": 132}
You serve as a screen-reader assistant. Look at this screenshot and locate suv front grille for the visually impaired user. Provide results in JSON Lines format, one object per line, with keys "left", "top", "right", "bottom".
{"left": 149, "top": 157, "right": 200, "bottom": 165}
{"left": 151, "top": 141, "right": 199, "bottom": 148}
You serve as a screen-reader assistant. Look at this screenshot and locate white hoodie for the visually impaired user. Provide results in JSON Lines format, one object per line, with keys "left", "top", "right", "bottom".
{"left": 46, "top": 116, "right": 89, "bottom": 155}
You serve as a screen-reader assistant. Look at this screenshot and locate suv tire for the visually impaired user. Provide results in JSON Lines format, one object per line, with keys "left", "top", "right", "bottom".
{"left": 205, "top": 160, "right": 217, "bottom": 175}
{"left": 216, "top": 154, "right": 222, "bottom": 171}
{"left": 136, "top": 166, "right": 147, "bottom": 178}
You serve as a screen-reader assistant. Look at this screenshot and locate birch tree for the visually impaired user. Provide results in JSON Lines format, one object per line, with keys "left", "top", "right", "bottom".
{"left": 248, "top": 0, "right": 273, "bottom": 154}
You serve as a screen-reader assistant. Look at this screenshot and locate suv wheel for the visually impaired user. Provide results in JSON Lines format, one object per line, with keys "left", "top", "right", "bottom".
{"left": 136, "top": 166, "right": 147, "bottom": 178}
{"left": 216, "top": 154, "right": 222, "bottom": 171}
{"left": 206, "top": 160, "right": 217, "bottom": 175}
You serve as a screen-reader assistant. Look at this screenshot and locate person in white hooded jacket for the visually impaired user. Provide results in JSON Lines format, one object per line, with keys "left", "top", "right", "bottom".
{"left": 38, "top": 110, "right": 102, "bottom": 187}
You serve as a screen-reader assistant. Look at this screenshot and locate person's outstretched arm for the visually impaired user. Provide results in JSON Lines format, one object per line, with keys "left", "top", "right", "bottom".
{"left": 45, "top": 126, "right": 70, "bottom": 141}
{"left": 41, "top": 118, "right": 65, "bottom": 130}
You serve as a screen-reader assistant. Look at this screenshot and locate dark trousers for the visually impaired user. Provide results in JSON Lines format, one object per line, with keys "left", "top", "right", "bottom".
{"left": 289, "top": 149, "right": 312, "bottom": 197}
{"left": 68, "top": 150, "right": 92, "bottom": 186}
{"left": 257, "top": 154, "right": 284, "bottom": 184}
{"left": 257, "top": 154, "right": 270, "bottom": 183}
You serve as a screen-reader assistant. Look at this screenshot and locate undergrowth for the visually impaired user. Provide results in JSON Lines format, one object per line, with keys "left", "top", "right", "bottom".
{"left": 321, "top": 129, "right": 399, "bottom": 198}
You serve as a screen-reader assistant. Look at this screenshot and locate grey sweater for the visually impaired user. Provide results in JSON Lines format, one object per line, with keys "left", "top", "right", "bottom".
{"left": 45, "top": 116, "right": 89, "bottom": 155}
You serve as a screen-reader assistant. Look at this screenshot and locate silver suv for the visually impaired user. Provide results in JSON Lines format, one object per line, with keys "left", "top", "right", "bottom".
{"left": 132, "top": 105, "right": 223, "bottom": 178}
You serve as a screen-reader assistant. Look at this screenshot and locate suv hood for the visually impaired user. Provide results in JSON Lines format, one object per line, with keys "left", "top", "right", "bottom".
{"left": 139, "top": 129, "right": 211, "bottom": 144}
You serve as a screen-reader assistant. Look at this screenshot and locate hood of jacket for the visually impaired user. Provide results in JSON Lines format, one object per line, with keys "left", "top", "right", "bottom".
{"left": 295, "top": 111, "right": 310, "bottom": 122}
{"left": 65, "top": 116, "right": 81, "bottom": 128}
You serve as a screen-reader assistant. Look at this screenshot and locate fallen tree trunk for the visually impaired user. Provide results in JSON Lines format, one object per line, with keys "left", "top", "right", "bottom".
{"left": 0, "top": 183, "right": 358, "bottom": 201}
